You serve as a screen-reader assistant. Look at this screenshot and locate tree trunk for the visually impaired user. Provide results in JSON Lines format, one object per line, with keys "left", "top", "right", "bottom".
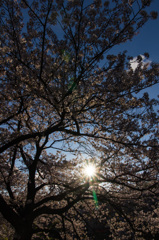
{"left": 13, "top": 219, "right": 33, "bottom": 240}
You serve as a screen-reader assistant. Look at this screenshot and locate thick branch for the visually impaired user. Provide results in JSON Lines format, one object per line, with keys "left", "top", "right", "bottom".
{"left": 33, "top": 183, "right": 89, "bottom": 219}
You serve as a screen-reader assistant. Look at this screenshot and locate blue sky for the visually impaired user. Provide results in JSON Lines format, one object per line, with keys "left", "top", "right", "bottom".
{"left": 118, "top": 0, "right": 159, "bottom": 62}
{"left": 108, "top": 0, "right": 159, "bottom": 98}
{"left": 130, "top": 0, "right": 159, "bottom": 97}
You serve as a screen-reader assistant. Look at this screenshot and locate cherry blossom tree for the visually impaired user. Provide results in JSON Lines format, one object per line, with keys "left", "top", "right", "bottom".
{"left": 0, "top": 0, "right": 159, "bottom": 239}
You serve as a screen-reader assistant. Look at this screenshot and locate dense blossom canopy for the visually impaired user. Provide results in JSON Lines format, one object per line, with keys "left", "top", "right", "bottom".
{"left": 0, "top": 0, "right": 159, "bottom": 239}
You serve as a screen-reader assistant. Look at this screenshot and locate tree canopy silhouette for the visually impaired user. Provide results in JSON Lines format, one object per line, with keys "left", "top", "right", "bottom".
{"left": 0, "top": 0, "right": 159, "bottom": 239}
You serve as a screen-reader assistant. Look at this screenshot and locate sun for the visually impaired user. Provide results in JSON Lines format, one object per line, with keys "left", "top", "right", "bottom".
{"left": 84, "top": 164, "right": 96, "bottom": 178}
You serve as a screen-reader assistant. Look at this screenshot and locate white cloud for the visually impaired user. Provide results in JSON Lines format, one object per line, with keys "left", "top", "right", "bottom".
{"left": 130, "top": 55, "right": 151, "bottom": 71}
